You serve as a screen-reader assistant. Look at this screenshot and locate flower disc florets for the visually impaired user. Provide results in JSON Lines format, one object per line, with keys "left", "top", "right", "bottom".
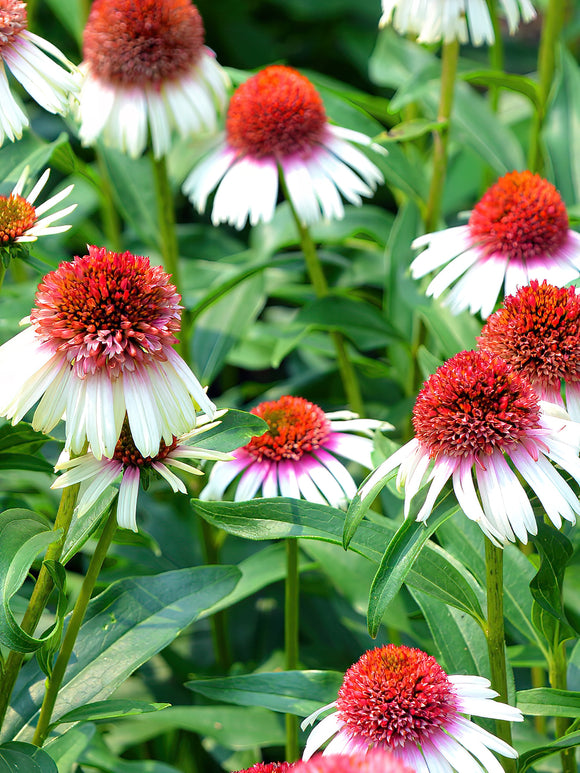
{"left": 0, "top": 0, "right": 27, "bottom": 46}
{"left": 226, "top": 66, "right": 327, "bottom": 159}
{"left": 336, "top": 645, "right": 459, "bottom": 749}
{"left": 245, "top": 395, "right": 331, "bottom": 462}
{"left": 478, "top": 280, "right": 580, "bottom": 394}
{"left": 83, "top": 0, "right": 205, "bottom": 88}
{"left": 0, "top": 194, "right": 35, "bottom": 241}
{"left": 113, "top": 420, "right": 178, "bottom": 467}
{"left": 30, "top": 245, "right": 182, "bottom": 378}
{"left": 413, "top": 350, "right": 541, "bottom": 460}
{"left": 237, "top": 764, "right": 292, "bottom": 773}
{"left": 469, "top": 171, "right": 568, "bottom": 262}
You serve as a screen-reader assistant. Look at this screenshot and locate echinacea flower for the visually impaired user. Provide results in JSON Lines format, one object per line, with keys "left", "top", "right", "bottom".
{"left": 302, "top": 645, "right": 523, "bottom": 772}
{"left": 0, "top": 0, "right": 78, "bottom": 145}
{"left": 411, "top": 171, "right": 580, "bottom": 319}
{"left": 235, "top": 765, "right": 293, "bottom": 773}
{"left": 479, "top": 281, "right": 580, "bottom": 421}
{"left": 294, "top": 752, "right": 414, "bottom": 773}
{"left": 200, "top": 395, "right": 388, "bottom": 508}
{"left": 0, "top": 245, "right": 215, "bottom": 460}
{"left": 78, "top": 0, "right": 229, "bottom": 159}
{"left": 0, "top": 167, "right": 76, "bottom": 254}
{"left": 52, "top": 416, "right": 232, "bottom": 532}
{"left": 350, "top": 350, "right": 580, "bottom": 544}
{"left": 380, "top": 0, "right": 536, "bottom": 46}
{"left": 183, "top": 65, "right": 384, "bottom": 229}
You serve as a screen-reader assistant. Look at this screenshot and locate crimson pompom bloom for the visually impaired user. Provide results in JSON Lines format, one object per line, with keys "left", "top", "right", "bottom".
{"left": 0, "top": 246, "right": 215, "bottom": 460}
{"left": 78, "top": 0, "right": 228, "bottom": 158}
{"left": 411, "top": 171, "right": 580, "bottom": 318}
{"left": 235, "top": 764, "right": 293, "bottom": 773}
{"left": 184, "top": 65, "right": 384, "bottom": 228}
{"left": 478, "top": 280, "right": 580, "bottom": 421}
{"left": 302, "top": 645, "right": 522, "bottom": 772}
{"left": 350, "top": 350, "right": 580, "bottom": 543}
{"left": 201, "top": 395, "right": 387, "bottom": 508}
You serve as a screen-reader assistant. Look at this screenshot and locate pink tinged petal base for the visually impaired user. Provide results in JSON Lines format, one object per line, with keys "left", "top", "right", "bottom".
{"left": 324, "top": 433, "right": 375, "bottom": 469}
{"left": 236, "top": 460, "right": 270, "bottom": 501}
{"left": 199, "top": 455, "right": 251, "bottom": 501}
{"left": 277, "top": 459, "right": 301, "bottom": 499}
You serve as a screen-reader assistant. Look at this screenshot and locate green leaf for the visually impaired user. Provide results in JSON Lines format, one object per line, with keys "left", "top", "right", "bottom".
{"left": 60, "top": 492, "right": 117, "bottom": 565}
{"left": 190, "top": 409, "right": 267, "bottom": 454}
{"left": 460, "top": 70, "right": 541, "bottom": 108}
{"left": 383, "top": 118, "right": 447, "bottom": 142}
{"left": 530, "top": 523, "right": 577, "bottom": 645}
{"left": 36, "top": 561, "right": 67, "bottom": 678}
{"left": 517, "top": 688, "right": 580, "bottom": 717}
{"left": 0, "top": 133, "right": 73, "bottom": 188}
{"left": 52, "top": 700, "right": 170, "bottom": 728}
{"left": 0, "top": 453, "right": 53, "bottom": 474}
{"left": 186, "top": 671, "right": 343, "bottom": 716}
{"left": 0, "top": 510, "right": 62, "bottom": 653}
{"left": 78, "top": 733, "right": 182, "bottom": 773}
{"left": 3, "top": 566, "right": 240, "bottom": 741}
{"left": 0, "top": 423, "right": 52, "bottom": 455}
{"left": 0, "top": 742, "right": 57, "bottom": 772}
{"left": 44, "top": 724, "right": 96, "bottom": 773}
{"left": 518, "top": 731, "right": 580, "bottom": 773}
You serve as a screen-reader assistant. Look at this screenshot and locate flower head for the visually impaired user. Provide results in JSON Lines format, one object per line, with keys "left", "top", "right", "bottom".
{"left": 201, "top": 395, "right": 388, "bottom": 508}
{"left": 478, "top": 281, "right": 580, "bottom": 420}
{"left": 380, "top": 0, "right": 536, "bottom": 45}
{"left": 352, "top": 350, "right": 580, "bottom": 543}
{"left": 0, "top": 245, "right": 215, "bottom": 460}
{"left": 78, "top": 0, "right": 229, "bottom": 158}
{"left": 183, "top": 65, "right": 384, "bottom": 228}
{"left": 294, "top": 752, "right": 414, "bottom": 773}
{"left": 302, "top": 645, "right": 523, "bottom": 772}
{"left": 235, "top": 765, "right": 293, "bottom": 773}
{"left": 53, "top": 415, "right": 232, "bottom": 532}
{"left": 411, "top": 171, "right": 580, "bottom": 318}
{"left": 0, "top": 0, "right": 78, "bottom": 144}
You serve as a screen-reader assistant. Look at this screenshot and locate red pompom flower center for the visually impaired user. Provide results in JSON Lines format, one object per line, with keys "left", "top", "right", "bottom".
{"left": 113, "top": 420, "right": 178, "bottom": 467}
{"left": 0, "top": 0, "right": 27, "bottom": 48}
{"left": 0, "top": 194, "right": 35, "bottom": 241}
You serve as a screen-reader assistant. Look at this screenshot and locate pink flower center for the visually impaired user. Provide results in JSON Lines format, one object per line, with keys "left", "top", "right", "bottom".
{"left": 412, "top": 350, "right": 541, "bottom": 460}
{"left": 468, "top": 171, "right": 568, "bottom": 262}
{"left": 238, "top": 765, "right": 292, "bottom": 773}
{"left": 30, "top": 245, "right": 182, "bottom": 378}
{"left": 478, "top": 280, "right": 580, "bottom": 391}
{"left": 83, "top": 0, "right": 205, "bottom": 88}
{"left": 0, "top": 0, "right": 27, "bottom": 47}
{"left": 113, "top": 420, "right": 177, "bottom": 466}
{"left": 0, "top": 194, "right": 35, "bottom": 241}
{"left": 226, "top": 66, "right": 327, "bottom": 159}
{"left": 336, "top": 645, "right": 459, "bottom": 749}
{"left": 244, "top": 395, "right": 330, "bottom": 462}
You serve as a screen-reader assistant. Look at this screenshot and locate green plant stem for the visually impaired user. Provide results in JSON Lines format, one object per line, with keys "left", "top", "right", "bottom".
{"left": 549, "top": 639, "right": 575, "bottom": 773}
{"left": 486, "top": 0, "right": 504, "bottom": 112}
{"left": 32, "top": 502, "right": 118, "bottom": 747}
{"left": 198, "top": 517, "right": 231, "bottom": 672}
{"left": 528, "top": 0, "right": 566, "bottom": 173}
{"left": 96, "top": 150, "right": 122, "bottom": 253}
{"left": 285, "top": 192, "right": 364, "bottom": 416}
{"left": 484, "top": 538, "right": 516, "bottom": 773}
{"left": 425, "top": 39, "right": 459, "bottom": 234}
{"left": 285, "top": 538, "right": 299, "bottom": 762}
{"left": 151, "top": 154, "right": 190, "bottom": 361}
{"left": 0, "top": 481, "right": 80, "bottom": 729}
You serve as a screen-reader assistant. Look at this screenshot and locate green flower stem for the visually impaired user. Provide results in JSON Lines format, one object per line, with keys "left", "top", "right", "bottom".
{"left": 484, "top": 538, "right": 516, "bottom": 773}
{"left": 151, "top": 154, "right": 191, "bottom": 362}
{"left": 549, "top": 638, "right": 575, "bottom": 773}
{"left": 528, "top": 0, "right": 566, "bottom": 173}
{"left": 32, "top": 501, "right": 119, "bottom": 747}
{"left": 424, "top": 39, "right": 460, "bottom": 234}
{"left": 96, "top": 150, "right": 122, "bottom": 253}
{"left": 198, "top": 517, "right": 231, "bottom": 672}
{"left": 285, "top": 191, "right": 364, "bottom": 416}
{"left": 285, "top": 538, "right": 300, "bottom": 762}
{"left": 486, "top": 0, "right": 504, "bottom": 112}
{"left": 0, "top": 481, "right": 80, "bottom": 730}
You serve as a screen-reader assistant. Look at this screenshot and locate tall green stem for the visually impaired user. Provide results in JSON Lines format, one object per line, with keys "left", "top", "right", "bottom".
{"left": 424, "top": 40, "right": 459, "bottom": 234}
{"left": 96, "top": 151, "right": 122, "bottom": 253}
{"left": 0, "top": 482, "right": 80, "bottom": 729}
{"left": 484, "top": 538, "right": 516, "bottom": 773}
{"left": 284, "top": 192, "right": 364, "bottom": 416}
{"left": 528, "top": 0, "right": 566, "bottom": 173}
{"left": 32, "top": 502, "right": 118, "bottom": 747}
{"left": 198, "top": 518, "right": 231, "bottom": 672}
{"left": 486, "top": 0, "right": 504, "bottom": 112}
{"left": 285, "top": 539, "right": 299, "bottom": 762}
{"left": 151, "top": 154, "right": 190, "bottom": 361}
{"left": 549, "top": 637, "right": 575, "bottom": 772}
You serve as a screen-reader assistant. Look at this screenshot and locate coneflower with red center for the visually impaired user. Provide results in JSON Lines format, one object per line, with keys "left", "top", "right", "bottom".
{"left": 349, "top": 350, "right": 580, "bottom": 544}
{"left": 184, "top": 65, "right": 384, "bottom": 229}
{"left": 78, "top": 0, "right": 228, "bottom": 158}
{"left": 411, "top": 171, "right": 580, "bottom": 318}
{"left": 52, "top": 415, "right": 232, "bottom": 532}
{"left": 0, "top": 0, "right": 77, "bottom": 145}
{"left": 201, "top": 395, "right": 388, "bottom": 508}
{"left": 0, "top": 245, "right": 215, "bottom": 460}
{"left": 478, "top": 281, "right": 580, "bottom": 420}
{"left": 302, "top": 645, "right": 523, "bottom": 772}
{"left": 235, "top": 764, "right": 293, "bottom": 773}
